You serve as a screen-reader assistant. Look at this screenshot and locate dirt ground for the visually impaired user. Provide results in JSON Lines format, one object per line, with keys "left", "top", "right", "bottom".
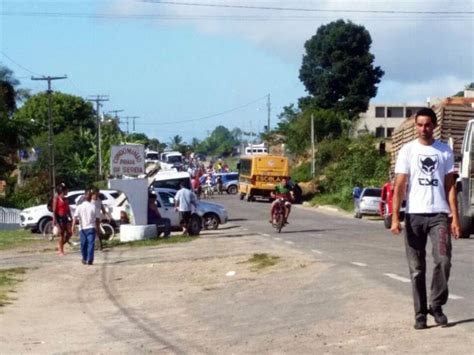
{"left": 0, "top": 227, "right": 473, "bottom": 354}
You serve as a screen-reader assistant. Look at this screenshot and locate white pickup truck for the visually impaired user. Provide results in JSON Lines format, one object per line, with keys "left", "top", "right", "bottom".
{"left": 457, "top": 119, "right": 474, "bottom": 238}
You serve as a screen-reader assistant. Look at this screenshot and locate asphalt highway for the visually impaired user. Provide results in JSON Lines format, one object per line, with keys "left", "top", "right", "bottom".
{"left": 219, "top": 193, "right": 474, "bottom": 324}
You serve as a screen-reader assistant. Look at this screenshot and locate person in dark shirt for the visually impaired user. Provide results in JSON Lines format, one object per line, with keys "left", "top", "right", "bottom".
{"left": 147, "top": 192, "right": 171, "bottom": 238}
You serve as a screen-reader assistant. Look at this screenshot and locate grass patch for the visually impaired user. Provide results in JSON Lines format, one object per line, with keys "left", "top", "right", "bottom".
{"left": 0, "top": 267, "right": 28, "bottom": 307}
{"left": 310, "top": 192, "right": 354, "bottom": 212}
{"left": 0, "top": 229, "right": 46, "bottom": 251}
{"left": 246, "top": 253, "right": 281, "bottom": 271}
{"left": 103, "top": 234, "right": 197, "bottom": 249}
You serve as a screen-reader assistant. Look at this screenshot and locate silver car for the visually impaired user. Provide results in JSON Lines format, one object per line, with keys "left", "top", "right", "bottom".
{"left": 154, "top": 188, "right": 228, "bottom": 230}
{"left": 354, "top": 187, "right": 382, "bottom": 218}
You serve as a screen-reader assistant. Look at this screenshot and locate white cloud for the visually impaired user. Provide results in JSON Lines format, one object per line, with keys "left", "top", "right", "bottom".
{"left": 107, "top": 0, "right": 473, "bottom": 101}
{"left": 375, "top": 75, "right": 468, "bottom": 104}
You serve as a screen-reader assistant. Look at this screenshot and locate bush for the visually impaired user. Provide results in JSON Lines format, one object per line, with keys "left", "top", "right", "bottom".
{"left": 313, "top": 135, "right": 389, "bottom": 209}
{"left": 290, "top": 162, "right": 312, "bottom": 183}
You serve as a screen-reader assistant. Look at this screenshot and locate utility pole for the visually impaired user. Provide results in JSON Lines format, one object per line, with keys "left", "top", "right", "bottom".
{"left": 88, "top": 95, "right": 109, "bottom": 179}
{"left": 125, "top": 116, "right": 139, "bottom": 133}
{"left": 311, "top": 114, "right": 315, "bottom": 177}
{"left": 31, "top": 75, "right": 67, "bottom": 198}
{"left": 108, "top": 109, "right": 124, "bottom": 121}
{"left": 267, "top": 94, "right": 271, "bottom": 132}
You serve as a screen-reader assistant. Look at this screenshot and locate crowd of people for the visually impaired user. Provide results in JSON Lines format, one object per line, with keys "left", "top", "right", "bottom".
{"left": 186, "top": 158, "right": 231, "bottom": 198}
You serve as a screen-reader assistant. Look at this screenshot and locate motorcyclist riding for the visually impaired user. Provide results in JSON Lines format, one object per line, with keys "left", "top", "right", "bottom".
{"left": 269, "top": 177, "right": 294, "bottom": 224}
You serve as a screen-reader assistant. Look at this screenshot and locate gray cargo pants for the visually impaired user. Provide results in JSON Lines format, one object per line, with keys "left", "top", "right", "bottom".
{"left": 404, "top": 213, "right": 452, "bottom": 318}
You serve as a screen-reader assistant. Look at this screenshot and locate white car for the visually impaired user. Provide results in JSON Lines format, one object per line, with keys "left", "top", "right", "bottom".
{"left": 20, "top": 190, "right": 120, "bottom": 233}
{"left": 354, "top": 187, "right": 382, "bottom": 218}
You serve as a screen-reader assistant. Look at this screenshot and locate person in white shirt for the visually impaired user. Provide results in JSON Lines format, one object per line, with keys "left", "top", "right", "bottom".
{"left": 71, "top": 189, "right": 100, "bottom": 265}
{"left": 391, "top": 108, "right": 460, "bottom": 330}
{"left": 174, "top": 182, "right": 197, "bottom": 236}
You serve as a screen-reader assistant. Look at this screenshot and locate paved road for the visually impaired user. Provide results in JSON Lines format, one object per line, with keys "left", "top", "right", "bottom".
{"left": 1, "top": 194, "right": 473, "bottom": 353}
{"left": 218, "top": 193, "right": 474, "bottom": 323}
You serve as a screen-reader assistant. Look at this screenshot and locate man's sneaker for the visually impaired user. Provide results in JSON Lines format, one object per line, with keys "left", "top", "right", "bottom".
{"left": 414, "top": 315, "right": 428, "bottom": 330}
{"left": 429, "top": 306, "right": 448, "bottom": 326}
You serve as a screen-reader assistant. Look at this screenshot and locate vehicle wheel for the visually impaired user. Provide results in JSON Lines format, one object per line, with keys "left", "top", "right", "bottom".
{"left": 100, "top": 223, "right": 115, "bottom": 240}
{"left": 384, "top": 214, "right": 392, "bottom": 229}
{"left": 188, "top": 214, "right": 202, "bottom": 236}
{"left": 273, "top": 212, "right": 284, "bottom": 233}
{"left": 203, "top": 213, "right": 219, "bottom": 230}
{"left": 38, "top": 217, "right": 52, "bottom": 234}
{"left": 239, "top": 193, "right": 245, "bottom": 200}
{"left": 458, "top": 192, "right": 472, "bottom": 238}
{"left": 42, "top": 220, "right": 55, "bottom": 241}
{"left": 227, "top": 185, "right": 238, "bottom": 195}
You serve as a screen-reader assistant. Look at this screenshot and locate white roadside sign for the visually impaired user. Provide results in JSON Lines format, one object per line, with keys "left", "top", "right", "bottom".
{"left": 110, "top": 144, "right": 145, "bottom": 176}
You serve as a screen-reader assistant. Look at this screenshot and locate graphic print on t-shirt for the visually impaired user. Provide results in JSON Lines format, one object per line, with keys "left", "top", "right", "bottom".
{"left": 418, "top": 154, "right": 439, "bottom": 186}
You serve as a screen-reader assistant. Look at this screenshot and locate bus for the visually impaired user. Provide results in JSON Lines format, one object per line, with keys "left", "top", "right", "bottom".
{"left": 244, "top": 143, "right": 268, "bottom": 155}
{"left": 238, "top": 155, "right": 289, "bottom": 201}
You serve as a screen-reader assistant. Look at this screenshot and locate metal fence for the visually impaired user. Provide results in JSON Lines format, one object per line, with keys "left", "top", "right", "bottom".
{"left": 0, "top": 207, "right": 21, "bottom": 224}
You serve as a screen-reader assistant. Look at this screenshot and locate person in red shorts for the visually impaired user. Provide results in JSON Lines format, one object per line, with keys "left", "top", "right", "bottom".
{"left": 53, "top": 183, "right": 72, "bottom": 256}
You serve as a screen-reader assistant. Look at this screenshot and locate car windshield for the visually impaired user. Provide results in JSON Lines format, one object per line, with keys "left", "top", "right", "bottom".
{"left": 152, "top": 177, "right": 191, "bottom": 190}
{"left": 146, "top": 153, "right": 159, "bottom": 160}
{"left": 363, "top": 189, "right": 381, "bottom": 197}
{"left": 167, "top": 156, "right": 182, "bottom": 163}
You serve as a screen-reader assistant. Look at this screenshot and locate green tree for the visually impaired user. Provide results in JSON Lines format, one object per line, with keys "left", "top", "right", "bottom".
{"left": 0, "top": 65, "right": 29, "bottom": 182}
{"left": 196, "top": 126, "right": 238, "bottom": 157}
{"left": 169, "top": 135, "right": 187, "bottom": 154}
{"left": 299, "top": 19, "right": 384, "bottom": 118}
{"left": 13, "top": 91, "right": 96, "bottom": 139}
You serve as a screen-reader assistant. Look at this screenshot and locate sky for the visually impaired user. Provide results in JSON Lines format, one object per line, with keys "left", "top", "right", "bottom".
{"left": 1, "top": 0, "right": 473, "bottom": 144}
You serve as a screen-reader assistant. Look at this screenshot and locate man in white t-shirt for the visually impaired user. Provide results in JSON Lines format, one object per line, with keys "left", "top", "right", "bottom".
{"left": 391, "top": 108, "right": 460, "bottom": 330}
{"left": 71, "top": 189, "right": 101, "bottom": 265}
{"left": 174, "top": 182, "right": 197, "bottom": 236}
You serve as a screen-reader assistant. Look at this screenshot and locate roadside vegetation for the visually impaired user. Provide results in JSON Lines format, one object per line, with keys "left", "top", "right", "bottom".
{"left": 103, "top": 234, "right": 197, "bottom": 248}
{"left": 0, "top": 267, "right": 28, "bottom": 307}
{"left": 246, "top": 253, "right": 281, "bottom": 271}
{"left": 0, "top": 229, "right": 46, "bottom": 251}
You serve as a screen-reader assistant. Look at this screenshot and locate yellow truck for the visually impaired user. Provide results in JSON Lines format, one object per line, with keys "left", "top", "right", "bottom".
{"left": 238, "top": 155, "right": 289, "bottom": 201}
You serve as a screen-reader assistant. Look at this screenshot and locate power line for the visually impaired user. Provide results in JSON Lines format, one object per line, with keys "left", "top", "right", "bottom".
{"left": 1, "top": 11, "right": 473, "bottom": 21}
{"left": 0, "top": 51, "right": 42, "bottom": 76}
{"left": 141, "top": 1, "right": 474, "bottom": 15}
{"left": 138, "top": 95, "right": 268, "bottom": 126}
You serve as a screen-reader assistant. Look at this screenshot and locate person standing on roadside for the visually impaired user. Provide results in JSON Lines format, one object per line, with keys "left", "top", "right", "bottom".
{"left": 391, "top": 107, "right": 460, "bottom": 330}
{"left": 52, "top": 182, "right": 72, "bottom": 256}
{"left": 147, "top": 192, "right": 171, "bottom": 238}
{"left": 174, "top": 181, "right": 197, "bottom": 236}
{"left": 71, "top": 189, "right": 100, "bottom": 265}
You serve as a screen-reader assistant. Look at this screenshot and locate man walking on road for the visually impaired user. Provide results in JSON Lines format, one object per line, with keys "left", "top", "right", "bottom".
{"left": 174, "top": 181, "right": 197, "bottom": 236}
{"left": 71, "top": 189, "right": 101, "bottom": 265}
{"left": 391, "top": 108, "right": 460, "bottom": 330}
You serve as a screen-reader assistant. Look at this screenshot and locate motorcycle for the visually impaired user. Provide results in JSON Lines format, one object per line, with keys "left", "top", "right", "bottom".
{"left": 271, "top": 198, "right": 287, "bottom": 233}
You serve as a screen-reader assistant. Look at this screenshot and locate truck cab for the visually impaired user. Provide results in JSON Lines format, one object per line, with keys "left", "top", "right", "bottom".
{"left": 456, "top": 119, "right": 474, "bottom": 238}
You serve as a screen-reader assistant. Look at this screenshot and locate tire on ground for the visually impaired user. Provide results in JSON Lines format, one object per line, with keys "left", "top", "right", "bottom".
{"left": 188, "top": 214, "right": 202, "bottom": 236}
